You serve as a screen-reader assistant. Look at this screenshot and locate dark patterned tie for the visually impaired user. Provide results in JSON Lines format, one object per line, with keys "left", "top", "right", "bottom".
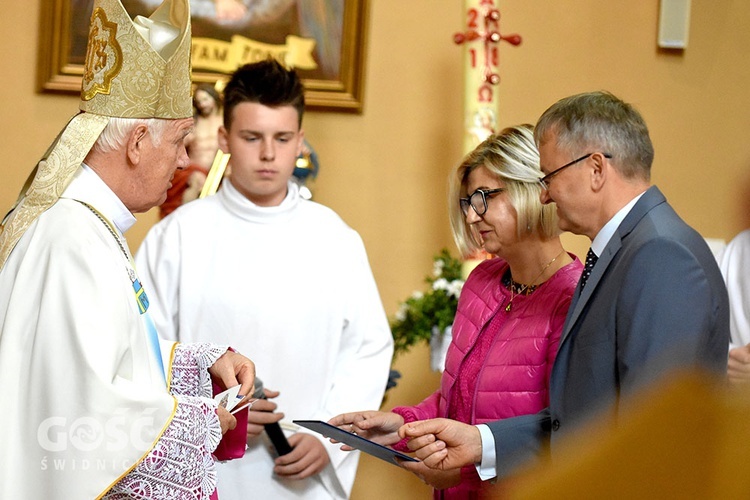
{"left": 580, "top": 249, "right": 598, "bottom": 290}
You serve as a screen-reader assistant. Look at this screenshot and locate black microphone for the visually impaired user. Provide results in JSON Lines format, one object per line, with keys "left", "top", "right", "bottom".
{"left": 253, "top": 378, "right": 293, "bottom": 456}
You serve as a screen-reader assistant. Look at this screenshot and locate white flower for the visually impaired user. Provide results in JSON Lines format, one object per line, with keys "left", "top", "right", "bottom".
{"left": 433, "top": 259, "right": 445, "bottom": 277}
{"left": 432, "top": 278, "right": 449, "bottom": 291}
{"left": 395, "top": 302, "right": 408, "bottom": 322}
{"left": 446, "top": 279, "right": 464, "bottom": 299}
{"left": 410, "top": 290, "right": 424, "bottom": 300}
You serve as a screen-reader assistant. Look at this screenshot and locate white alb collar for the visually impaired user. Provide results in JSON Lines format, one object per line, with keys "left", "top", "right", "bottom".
{"left": 62, "top": 164, "right": 137, "bottom": 235}
{"left": 218, "top": 179, "right": 301, "bottom": 223}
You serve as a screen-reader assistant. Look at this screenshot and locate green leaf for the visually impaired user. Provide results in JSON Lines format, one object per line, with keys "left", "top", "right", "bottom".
{"left": 390, "top": 249, "right": 464, "bottom": 358}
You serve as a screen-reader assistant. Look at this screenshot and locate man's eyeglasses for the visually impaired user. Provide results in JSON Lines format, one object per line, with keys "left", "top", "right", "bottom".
{"left": 460, "top": 188, "right": 504, "bottom": 217}
{"left": 537, "top": 152, "right": 612, "bottom": 190}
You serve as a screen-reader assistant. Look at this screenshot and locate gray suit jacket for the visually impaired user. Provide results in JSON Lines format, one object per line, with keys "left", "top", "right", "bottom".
{"left": 486, "top": 186, "right": 729, "bottom": 478}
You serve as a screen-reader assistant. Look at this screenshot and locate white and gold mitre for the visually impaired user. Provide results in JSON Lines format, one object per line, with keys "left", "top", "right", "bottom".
{"left": 0, "top": 0, "right": 192, "bottom": 269}
{"left": 80, "top": 0, "right": 192, "bottom": 118}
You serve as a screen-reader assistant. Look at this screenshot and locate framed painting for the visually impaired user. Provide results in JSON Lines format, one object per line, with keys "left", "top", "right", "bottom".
{"left": 37, "top": 0, "right": 368, "bottom": 112}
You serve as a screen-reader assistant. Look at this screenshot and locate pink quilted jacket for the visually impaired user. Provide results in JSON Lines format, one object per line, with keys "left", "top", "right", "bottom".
{"left": 393, "top": 255, "right": 581, "bottom": 498}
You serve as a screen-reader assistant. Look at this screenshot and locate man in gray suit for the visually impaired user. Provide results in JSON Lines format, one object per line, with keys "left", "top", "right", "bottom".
{"left": 398, "top": 91, "right": 730, "bottom": 481}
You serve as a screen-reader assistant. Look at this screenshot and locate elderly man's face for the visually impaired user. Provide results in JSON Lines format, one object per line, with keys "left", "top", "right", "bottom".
{"left": 128, "top": 117, "right": 194, "bottom": 213}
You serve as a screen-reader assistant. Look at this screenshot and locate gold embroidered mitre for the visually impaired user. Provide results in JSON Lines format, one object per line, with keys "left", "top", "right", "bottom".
{"left": 0, "top": 0, "right": 192, "bottom": 269}
{"left": 80, "top": 0, "right": 192, "bottom": 118}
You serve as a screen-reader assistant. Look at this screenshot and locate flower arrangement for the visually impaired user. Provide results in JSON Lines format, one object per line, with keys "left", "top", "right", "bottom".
{"left": 391, "top": 249, "right": 465, "bottom": 358}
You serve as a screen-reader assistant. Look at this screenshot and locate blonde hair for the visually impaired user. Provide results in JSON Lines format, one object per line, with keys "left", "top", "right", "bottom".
{"left": 448, "top": 124, "right": 559, "bottom": 258}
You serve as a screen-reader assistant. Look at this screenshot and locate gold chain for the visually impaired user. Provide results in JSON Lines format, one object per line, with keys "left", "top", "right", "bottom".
{"left": 505, "top": 249, "right": 566, "bottom": 312}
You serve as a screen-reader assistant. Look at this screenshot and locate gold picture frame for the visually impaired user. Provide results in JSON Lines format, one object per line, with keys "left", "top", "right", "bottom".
{"left": 37, "top": 0, "right": 368, "bottom": 113}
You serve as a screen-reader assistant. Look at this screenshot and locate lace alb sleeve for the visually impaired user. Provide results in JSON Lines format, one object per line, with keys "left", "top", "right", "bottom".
{"left": 103, "top": 395, "right": 222, "bottom": 499}
{"left": 170, "top": 342, "right": 229, "bottom": 398}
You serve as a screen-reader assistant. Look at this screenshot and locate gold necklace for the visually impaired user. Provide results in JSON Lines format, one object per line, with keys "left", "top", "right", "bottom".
{"left": 505, "top": 249, "right": 566, "bottom": 312}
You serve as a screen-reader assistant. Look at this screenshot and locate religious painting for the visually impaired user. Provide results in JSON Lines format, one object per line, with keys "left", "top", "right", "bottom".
{"left": 37, "top": 0, "right": 368, "bottom": 112}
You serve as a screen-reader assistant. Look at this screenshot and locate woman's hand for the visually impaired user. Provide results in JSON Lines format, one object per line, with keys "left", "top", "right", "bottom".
{"left": 328, "top": 410, "right": 405, "bottom": 448}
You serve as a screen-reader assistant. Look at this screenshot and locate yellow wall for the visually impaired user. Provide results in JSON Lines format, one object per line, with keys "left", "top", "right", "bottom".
{"left": 2, "top": 1, "right": 750, "bottom": 498}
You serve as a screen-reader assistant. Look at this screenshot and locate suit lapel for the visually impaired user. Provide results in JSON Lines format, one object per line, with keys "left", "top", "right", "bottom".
{"left": 558, "top": 186, "right": 667, "bottom": 345}
{"left": 561, "top": 237, "right": 621, "bottom": 344}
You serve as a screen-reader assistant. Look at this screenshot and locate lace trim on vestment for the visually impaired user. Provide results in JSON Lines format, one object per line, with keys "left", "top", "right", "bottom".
{"left": 104, "top": 343, "right": 228, "bottom": 498}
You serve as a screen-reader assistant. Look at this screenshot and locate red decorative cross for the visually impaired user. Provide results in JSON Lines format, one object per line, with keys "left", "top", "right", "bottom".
{"left": 454, "top": 1, "right": 522, "bottom": 87}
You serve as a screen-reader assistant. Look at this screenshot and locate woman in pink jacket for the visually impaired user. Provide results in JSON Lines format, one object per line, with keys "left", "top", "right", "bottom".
{"left": 330, "top": 124, "right": 582, "bottom": 498}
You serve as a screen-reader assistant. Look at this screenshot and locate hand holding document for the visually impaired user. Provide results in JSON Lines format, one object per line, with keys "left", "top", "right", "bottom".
{"left": 214, "top": 384, "right": 257, "bottom": 414}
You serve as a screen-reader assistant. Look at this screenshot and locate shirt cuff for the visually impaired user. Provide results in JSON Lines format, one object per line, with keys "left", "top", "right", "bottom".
{"left": 475, "top": 424, "right": 497, "bottom": 481}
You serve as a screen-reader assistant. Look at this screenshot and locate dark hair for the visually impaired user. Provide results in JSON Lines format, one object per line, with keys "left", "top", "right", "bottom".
{"left": 222, "top": 58, "right": 305, "bottom": 130}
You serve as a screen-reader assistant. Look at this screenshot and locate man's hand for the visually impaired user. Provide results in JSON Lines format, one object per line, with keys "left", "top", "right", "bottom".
{"left": 273, "top": 433, "right": 330, "bottom": 480}
{"left": 208, "top": 350, "right": 255, "bottom": 399}
{"left": 728, "top": 343, "right": 750, "bottom": 383}
{"left": 216, "top": 406, "right": 237, "bottom": 435}
{"left": 400, "top": 460, "right": 462, "bottom": 490}
{"left": 245, "top": 388, "right": 283, "bottom": 444}
{"left": 328, "top": 410, "right": 405, "bottom": 448}
{"left": 399, "top": 418, "right": 482, "bottom": 470}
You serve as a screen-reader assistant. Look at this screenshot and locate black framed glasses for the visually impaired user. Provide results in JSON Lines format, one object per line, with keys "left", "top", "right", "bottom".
{"left": 537, "top": 152, "right": 612, "bottom": 190}
{"left": 460, "top": 188, "right": 504, "bottom": 217}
